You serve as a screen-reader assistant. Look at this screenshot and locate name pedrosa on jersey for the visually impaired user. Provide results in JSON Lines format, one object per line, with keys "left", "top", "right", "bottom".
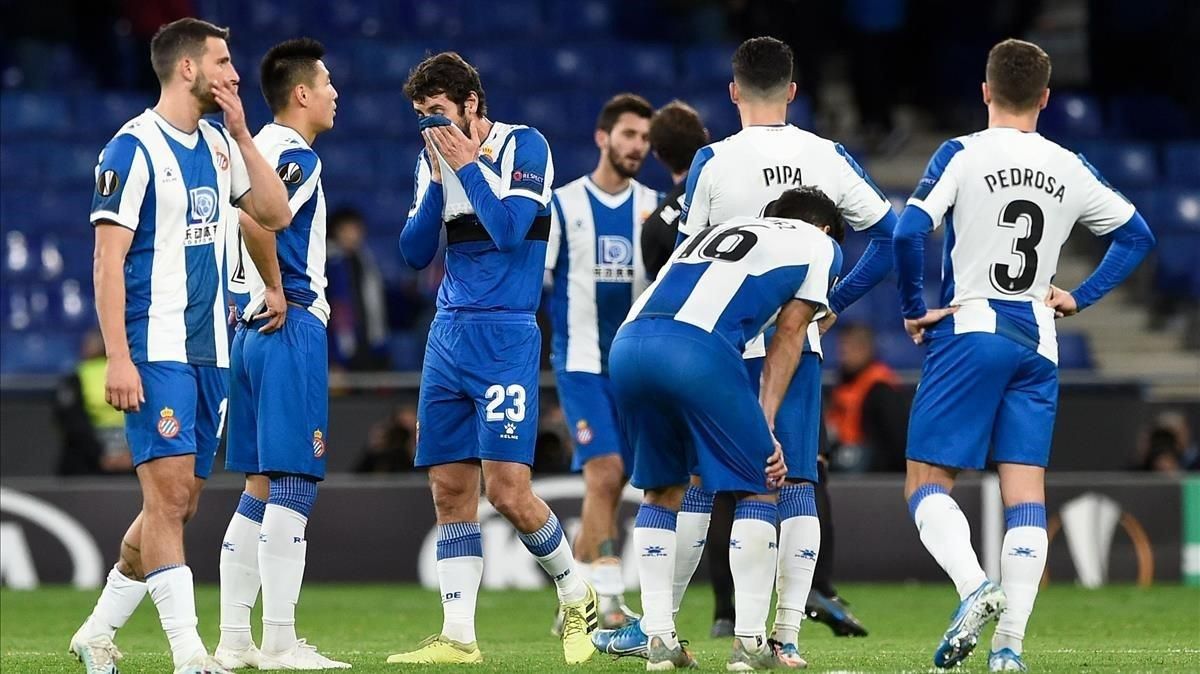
{"left": 984, "top": 167, "right": 1066, "bottom": 202}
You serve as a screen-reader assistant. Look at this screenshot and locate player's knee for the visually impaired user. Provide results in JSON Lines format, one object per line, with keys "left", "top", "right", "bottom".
{"left": 584, "top": 456, "right": 625, "bottom": 497}
{"left": 268, "top": 474, "right": 319, "bottom": 518}
{"left": 145, "top": 483, "right": 191, "bottom": 522}
{"left": 430, "top": 473, "right": 476, "bottom": 518}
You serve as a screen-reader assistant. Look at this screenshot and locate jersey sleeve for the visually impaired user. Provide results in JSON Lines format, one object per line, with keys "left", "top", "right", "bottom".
{"left": 407, "top": 152, "right": 434, "bottom": 218}
{"left": 1075, "top": 153, "right": 1137, "bottom": 236}
{"left": 90, "top": 134, "right": 150, "bottom": 231}
{"left": 678, "top": 146, "right": 716, "bottom": 238}
{"left": 907, "top": 139, "right": 965, "bottom": 228}
{"left": 499, "top": 128, "right": 553, "bottom": 205}
{"left": 832, "top": 143, "right": 893, "bottom": 230}
{"left": 793, "top": 237, "right": 841, "bottom": 312}
{"left": 546, "top": 194, "right": 565, "bottom": 272}
{"left": 276, "top": 147, "right": 321, "bottom": 215}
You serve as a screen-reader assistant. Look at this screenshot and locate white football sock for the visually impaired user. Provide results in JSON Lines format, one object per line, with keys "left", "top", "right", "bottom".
{"left": 774, "top": 484, "right": 820, "bottom": 645}
{"left": 436, "top": 522, "right": 483, "bottom": 644}
{"left": 730, "top": 501, "right": 778, "bottom": 653}
{"left": 994, "top": 503, "right": 1048, "bottom": 654}
{"left": 259, "top": 504, "right": 307, "bottom": 655}
{"left": 635, "top": 504, "right": 679, "bottom": 648}
{"left": 591, "top": 557, "right": 624, "bottom": 598}
{"left": 670, "top": 486, "right": 713, "bottom": 615}
{"left": 910, "top": 485, "right": 987, "bottom": 599}
{"left": 218, "top": 510, "right": 263, "bottom": 650}
{"left": 83, "top": 564, "right": 147, "bottom": 640}
{"left": 519, "top": 512, "right": 587, "bottom": 603}
{"left": 147, "top": 565, "right": 206, "bottom": 668}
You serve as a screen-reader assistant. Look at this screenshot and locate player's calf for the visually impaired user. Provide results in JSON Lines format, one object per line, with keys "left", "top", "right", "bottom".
{"left": 773, "top": 482, "right": 819, "bottom": 651}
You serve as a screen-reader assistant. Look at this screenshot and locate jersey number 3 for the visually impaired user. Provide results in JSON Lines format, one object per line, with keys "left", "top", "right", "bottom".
{"left": 990, "top": 199, "right": 1043, "bottom": 295}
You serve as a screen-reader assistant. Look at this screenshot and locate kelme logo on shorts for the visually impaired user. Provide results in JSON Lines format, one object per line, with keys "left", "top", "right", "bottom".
{"left": 157, "top": 407, "right": 180, "bottom": 439}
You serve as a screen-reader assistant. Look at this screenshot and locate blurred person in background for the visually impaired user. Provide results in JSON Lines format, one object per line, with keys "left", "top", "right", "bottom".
{"left": 642, "top": 100, "right": 709, "bottom": 280}
{"left": 356, "top": 404, "right": 419, "bottom": 473}
{"left": 545, "top": 93, "right": 658, "bottom": 631}
{"left": 56, "top": 329, "right": 133, "bottom": 475}
{"left": 826, "top": 323, "right": 907, "bottom": 472}
{"left": 1135, "top": 410, "right": 1199, "bottom": 473}
{"left": 326, "top": 206, "right": 391, "bottom": 371}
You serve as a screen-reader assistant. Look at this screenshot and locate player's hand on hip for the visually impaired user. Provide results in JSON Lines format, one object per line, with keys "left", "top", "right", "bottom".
{"left": 766, "top": 433, "right": 787, "bottom": 488}
{"left": 105, "top": 355, "right": 144, "bottom": 413}
{"left": 427, "top": 122, "right": 480, "bottom": 171}
{"left": 1045, "top": 284, "right": 1078, "bottom": 318}
{"left": 253, "top": 286, "right": 288, "bottom": 333}
{"left": 817, "top": 310, "right": 838, "bottom": 335}
{"left": 421, "top": 132, "right": 443, "bottom": 184}
{"left": 904, "top": 306, "right": 959, "bottom": 345}
{"left": 212, "top": 79, "right": 250, "bottom": 140}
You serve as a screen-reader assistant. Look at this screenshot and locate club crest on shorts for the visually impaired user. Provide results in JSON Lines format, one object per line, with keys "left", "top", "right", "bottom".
{"left": 575, "top": 419, "right": 594, "bottom": 445}
{"left": 157, "top": 407, "right": 180, "bottom": 439}
{"left": 312, "top": 429, "right": 326, "bottom": 458}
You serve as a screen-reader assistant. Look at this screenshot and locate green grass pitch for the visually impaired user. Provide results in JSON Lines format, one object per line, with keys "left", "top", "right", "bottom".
{"left": 2, "top": 583, "right": 1197, "bottom": 672}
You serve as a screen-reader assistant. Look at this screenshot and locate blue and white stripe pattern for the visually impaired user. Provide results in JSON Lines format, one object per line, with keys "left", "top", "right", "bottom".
{"left": 518, "top": 512, "right": 566, "bottom": 557}
{"left": 733, "top": 499, "right": 778, "bottom": 525}
{"left": 268, "top": 474, "right": 319, "bottom": 518}
{"left": 635, "top": 503, "right": 678, "bottom": 531}
{"left": 437, "top": 521, "right": 483, "bottom": 560}
{"left": 235, "top": 491, "right": 267, "bottom": 524}
{"left": 91, "top": 110, "right": 250, "bottom": 368}
{"left": 1005, "top": 502, "right": 1047, "bottom": 529}
{"left": 778, "top": 483, "right": 817, "bottom": 520}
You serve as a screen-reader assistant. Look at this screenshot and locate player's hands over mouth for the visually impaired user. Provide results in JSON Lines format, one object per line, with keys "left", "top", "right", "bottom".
{"left": 766, "top": 432, "right": 787, "bottom": 488}
{"left": 1045, "top": 284, "right": 1078, "bottom": 318}
{"left": 426, "top": 119, "right": 482, "bottom": 171}
{"left": 253, "top": 286, "right": 288, "bottom": 333}
{"left": 421, "top": 132, "right": 443, "bottom": 184}
{"left": 212, "top": 79, "right": 250, "bottom": 140}
{"left": 105, "top": 354, "right": 144, "bottom": 412}
{"left": 904, "top": 306, "right": 959, "bottom": 345}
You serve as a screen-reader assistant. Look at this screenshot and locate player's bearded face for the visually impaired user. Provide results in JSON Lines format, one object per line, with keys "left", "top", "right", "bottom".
{"left": 604, "top": 123, "right": 650, "bottom": 179}
{"left": 191, "top": 71, "right": 220, "bottom": 114}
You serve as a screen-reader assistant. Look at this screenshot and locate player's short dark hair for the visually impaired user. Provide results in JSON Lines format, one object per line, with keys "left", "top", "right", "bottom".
{"left": 149, "top": 18, "right": 230, "bottom": 84}
{"left": 596, "top": 93, "right": 653, "bottom": 132}
{"left": 732, "top": 36, "right": 794, "bottom": 97}
{"left": 764, "top": 186, "right": 845, "bottom": 243}
{"left": 260, "top": 38, "right": 326, "bottom": 114}
{"left": 649, "top": 100, "right": 709, "bottom": 175}
{"left": 986, "top": 38, "right": 1052, "bottom": 111}
{"left": 403, "top": 51, "right": 487, "bottom": 117}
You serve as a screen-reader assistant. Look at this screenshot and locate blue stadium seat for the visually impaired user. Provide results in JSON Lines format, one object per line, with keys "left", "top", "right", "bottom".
{"left": 542, "top": 46, "right": 611, "bottom": 87}
{"left": 1, "top": 93, "right": 73, "bottom": 138}
{"left": 682, "top": 45, "right": 736, "bottom": 85}
{"left": 466, "top": 44, "right": 541, "bottom": 91}
{"left": 547, "top": 0, "right": 615, "bottom": 36}
{"left": 320, "top": 141, "right": 379, "bottom": 187}
{"left": 550, "top": 142, "right": 597, "bottom": 187}
{"left": 335, "top": 91, "right": 415, "bottom": 137}
{"left": 0, "top": 142, "right": 44, "bottom": 186}
{"left": 374, "top": 140, "right": 422, "bottom": 187}
{"left": 42, "top": 142, "right": 97, "bottom": 188}
{"left": 408, "top": 0, "right": 466, "bottom": 39}
{"left": 1107, "top": 95, "right": 1192, "bottom": 140}
{"left": 462, "top": 0, "right": 543, "bottom": 37}
{"left": 637, "top": 159, "right": 672, "bottom": 193}
{"left": 1164, "top": 143, "right": 1200, "bottom": 187}
{"left": 83, "top": 92, "right": 146, "bottom": 136}
{"left": 616, "top": 45, "right": 677, "bottom": 88}
{"left": 786, "top": 95, "right": 814, "bottom": 131}
{"left": 1154, "top": 189, "right": 1200, "bottom": 231}
{"left": 0, "top": 330, "right": 80, "bottom": 374}
{"left": 388, "top": 332, "right": 425, "bottom": 371}
{"left": 686, "top": 92, "right": 740, "bottom": 140}
{"left": 1039, "top": 92, "right": 1103, "bottom": 141}
{"left": 1078, "top": 142, "right": 1159, "bottom": 190}
{"left": 1154, "top": 230, "right": 1200, "bottom": 298}
{"left": 510, "top": 93, "right": 573, "bottom": 139}
{"left": 369, "top": 236, "right": 408, "bottom": 285}
{"left": 353, "top": 43, "right": 436, "bottom": 85}
{"left": 1056, "top": 333, "right": 1094, "bottom": 370}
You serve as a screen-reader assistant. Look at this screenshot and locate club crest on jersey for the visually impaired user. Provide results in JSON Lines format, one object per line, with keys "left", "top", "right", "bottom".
{"left": 312, "top": 429, "right": 326, "bottom": 458}
{"left": 277, "top": 162, "right": 303, "bottom": 184}
{"left": 96, "top": 170, "right": 119, "bottom": 197}
{"left": 575, "top": 420, "right": 594, "bottom": 446}
{"left": 157, "top": 407, "right": 180, "bottom": 439}
{"left": 214, "top": 150, "right": 229, "bottom": 171}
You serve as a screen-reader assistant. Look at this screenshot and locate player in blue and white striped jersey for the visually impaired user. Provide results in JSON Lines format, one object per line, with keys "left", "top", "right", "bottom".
{"left": 73, "top": 18, "right": 291, "bottom": 674}
{"left": 213, "top": 38, "right": 348, "bottom": 671}
{"left": 610, "top": 188, "right": 842, "bottom": 670}
{"left": 545, "top": 94, "right": 660, "bottom": 629}
{"left": 895, "top": 40, "right": 1155, "bottom": 672}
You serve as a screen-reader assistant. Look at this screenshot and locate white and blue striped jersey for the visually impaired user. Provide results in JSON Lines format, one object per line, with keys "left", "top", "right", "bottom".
{"left": 627, "top": 216, "right": 841, "bottom": 355}
{"left": 227, "top": 123, "right": 329, "bottom": 325}
{"left": 90, "top": 109, "right": 251, "bottom": 368}
{"left": 545, "top": 176, "right": 661, "bottom": 374}
{"left": 908, "top": 128, "right": 1135, "bottom": 363}
{"left": 679, "top": 124, "right": 892, "bottom": 358}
